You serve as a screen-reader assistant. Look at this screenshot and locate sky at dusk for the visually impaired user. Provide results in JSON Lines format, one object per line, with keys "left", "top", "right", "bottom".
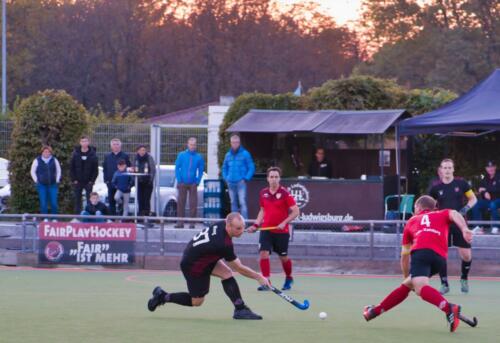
{"left": 278, "top": 0, "right": 362, "bottom": 25}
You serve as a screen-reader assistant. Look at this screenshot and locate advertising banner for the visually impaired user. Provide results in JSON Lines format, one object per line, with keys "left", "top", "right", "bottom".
{"left": 247, "top": 179, "right": 384, "bottom": 221}
{"left": 39, "top": 222, "right": 136, "bottom": 264}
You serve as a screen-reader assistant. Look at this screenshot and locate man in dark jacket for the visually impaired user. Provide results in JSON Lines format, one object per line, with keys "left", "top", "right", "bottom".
{"left": 103, "top": 138, "right": 131, "bottom": 215}
{"left": 134, "top": 145, "right": 156, "bottom": 216}
{"left": 471, "top": 160, "right": 500, "bottom": 234}
{"left": 308, "top": 148, "right": 332, "bottom": 178}
{"left": 70, "top": 136, "right": 99, "bottom": 214}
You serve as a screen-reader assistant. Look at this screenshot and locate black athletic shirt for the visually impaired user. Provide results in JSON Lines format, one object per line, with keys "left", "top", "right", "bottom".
{"left": 429, "top": 178, "right": 472, "bottom": 211}
{"left": 181, "top": 222, "right": 237, "bottom": 277}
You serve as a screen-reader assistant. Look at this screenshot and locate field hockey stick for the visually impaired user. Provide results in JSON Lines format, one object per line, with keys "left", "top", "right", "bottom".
{"left": 245, "top": 226, "right": 277, "bottom": 232}
{"left": 269, "top": 286, "right": 310, "bottom": 310}
{"left": 459, "top": 313, "right": 478, "bottom": 327}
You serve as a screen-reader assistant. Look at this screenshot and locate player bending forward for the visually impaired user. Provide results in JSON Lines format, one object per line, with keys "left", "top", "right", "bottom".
{"left": 363, "top": 195, "right": 473, "bottom": 332}
{"left": 148, "top": 212, "right": 271, "bottom": 319}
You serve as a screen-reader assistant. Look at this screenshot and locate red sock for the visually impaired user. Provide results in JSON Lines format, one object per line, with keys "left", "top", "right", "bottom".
{"left": 420, "top": 285, "right": 450, "bottom": 314}
{"left": 374, "top": 284, "right": 411, "bottom": 315}
{"left": 281, "top": 259, "right": 292, "bottom": 278}
{"left": 259, "top": 258, "right": 271, "bottom": 278}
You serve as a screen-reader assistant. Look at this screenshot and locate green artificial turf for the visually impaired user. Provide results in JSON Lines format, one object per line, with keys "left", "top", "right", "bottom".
{"left": 0, "top": 268, "right": 498, "bottom": 343}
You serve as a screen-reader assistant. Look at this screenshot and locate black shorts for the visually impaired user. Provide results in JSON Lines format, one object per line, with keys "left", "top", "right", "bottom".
{"left": 448, "top": 223, "right": 471, "bottom": 248}
{"left": 180, "top": 263, "right": 210, "bottom": 298}
{"left": 410, "top": 249, "right": 446, "bottom": 278}
{"left": 259, "top": 231, "right": 290, "bottom": 256}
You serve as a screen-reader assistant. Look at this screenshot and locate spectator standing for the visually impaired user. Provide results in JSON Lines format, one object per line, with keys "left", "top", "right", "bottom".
{"left": 81, "top": 192, "right": 109, "bottom": 222}
{"left": 308, "top": 147, "right": 332, "bottom": 178}
{"left": 103, "top": 138, "right": 130, "bottom": 215}
{"left": 222, "top": 134, "right": 255, "bottom": 219}
{"left": 471, "top": 161, "right": 500, "bottom": 234}
{"left": 134, "top": 145, "right": 156, "bottom": 216}
{"left": 30, "top": 146, "right": 61, "bottom": 215}
{"left": 175, "top": 137, "right": 204, "bottom": 228}
{"left": 112, "top": 160, "right": 134, "bottom": 217}
{"left": 70, "top": 136, "right": 98, "bottom": 214}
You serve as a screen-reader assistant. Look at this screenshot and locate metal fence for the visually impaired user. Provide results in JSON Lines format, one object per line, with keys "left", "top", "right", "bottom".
{"left": 1, "top": 215, "right": 500, "bottom": 262}
{"left": 0, "top": 121, "right": 208, "bottom": 165}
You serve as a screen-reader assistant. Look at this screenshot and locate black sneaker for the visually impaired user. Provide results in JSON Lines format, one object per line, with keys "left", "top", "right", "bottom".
{"left": 233, "top": 306, "right": 263, "bottom": 320}
{"left": 147, "top": 286, "right": 167, "bottom": 312}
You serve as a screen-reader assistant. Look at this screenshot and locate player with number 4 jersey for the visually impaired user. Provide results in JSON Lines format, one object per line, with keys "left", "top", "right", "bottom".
{"left": 363, "top": 195, "right": 473, "bottom": 333}
{"left": 147, "top": 212, "right": 271, "bottom": 320}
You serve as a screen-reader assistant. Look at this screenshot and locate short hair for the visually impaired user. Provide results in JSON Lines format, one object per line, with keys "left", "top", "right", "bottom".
{"left": 440, "top": 158, "right": 454, "bottom": 166}
{"left": 40, "top": 145, "right": 53, "bottom": 154}
{"left": 230, "top": 134, "right": 240, "bottom": 141}
{"left": 80, "top": 135, "right": 89, "bottom": 140}
{"left": 187, "top": 137, "right": 197, "bottom": 143}
{"left": 266, "top": 166, "right": 282, "bottom": 176}
{"left": 316, "top": 147, "right": 325, "bottom": 153}
{"left": 136, "top": 144, "right": 147, "bottom": 151}
{"left": 110, "top": 138, "right": 122, "bottom": 145}
{"left": 226, "top": 212, "right": 244, "bottom": 227}
{"left": 415, "top": 195, "right": 436, "bottom": 211}
{"left": 90, "top": 192, "right": 99, "bottom": 197}
{"left": 117, "top": 159, "right": 126, "bottom": 166}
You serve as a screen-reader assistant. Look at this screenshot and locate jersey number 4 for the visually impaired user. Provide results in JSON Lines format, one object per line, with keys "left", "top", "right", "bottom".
{"left": 420, "top": 214, "right": 431, "bottom": 227}
{"left": 192, "top": 226, "right": 217, "bottom": 247}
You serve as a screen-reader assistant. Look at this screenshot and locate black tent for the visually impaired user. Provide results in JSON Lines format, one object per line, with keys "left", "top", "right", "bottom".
{"left": 399, "top": 69, "right": 500, "bottom": 135}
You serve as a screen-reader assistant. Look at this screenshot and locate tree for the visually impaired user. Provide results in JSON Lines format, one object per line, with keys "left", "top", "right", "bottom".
{"left": 359, "top": 0, "right": 500, "bottom": 93}
{"left": 8, "top": 90, "right": 89, "bottom": 213}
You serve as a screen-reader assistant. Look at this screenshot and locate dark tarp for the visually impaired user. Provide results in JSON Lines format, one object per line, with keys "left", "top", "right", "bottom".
{"left": 226, "top": 109, "right": 329, "bottom": 133}
{"left": 227, "top": 109, "right": 406, "bottom": 134}
{"left": 399, "top": 69, "right": 500, "bottom": 135}
{"left": 313, "top": 110, "right": 407, "bottom": 134}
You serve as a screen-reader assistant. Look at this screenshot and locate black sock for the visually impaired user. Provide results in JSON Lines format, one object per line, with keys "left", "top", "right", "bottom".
{"left": 164, "top": 292, "right": 192, "bottom": 307}
{"left": 222, "top": 277, "right": 245, "bottom": 310}
{"left": 461, "top": 259, "right": 472, "bottom": 280}
{"left": 439, "top": 261, "right": 449, "bottom": 287}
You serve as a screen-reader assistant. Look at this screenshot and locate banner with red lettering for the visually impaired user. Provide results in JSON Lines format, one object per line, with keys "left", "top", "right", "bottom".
{"left": 39, "top": 222, "right": 136, "bottom": 264}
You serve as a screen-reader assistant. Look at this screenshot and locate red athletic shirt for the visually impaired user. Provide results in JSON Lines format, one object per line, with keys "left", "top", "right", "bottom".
{"left": 402, "top": 209, "right": 451, "bottom": 258}
{"left": 259, "top": 186, "right": 296, "bottom": 234}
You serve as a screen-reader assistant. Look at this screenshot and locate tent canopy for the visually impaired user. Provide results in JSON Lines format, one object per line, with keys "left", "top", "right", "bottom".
{"left": 227, "top": 109, "right": 407, "bottom": 134}
{"left": 399, "top": 69, "right": 500, "bottom": 135}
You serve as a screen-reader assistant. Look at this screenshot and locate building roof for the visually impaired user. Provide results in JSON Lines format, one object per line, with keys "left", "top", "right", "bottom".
{"left": 227, "top": 109, "right": 407, "bottom": 134}
{"left": 145, "top": 102, "right": 217, "bottom": 125}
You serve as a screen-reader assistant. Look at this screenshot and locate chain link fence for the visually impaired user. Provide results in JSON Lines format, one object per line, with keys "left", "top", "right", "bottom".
{"left": 0, "top": 121, "right": 207, "bottom": 165}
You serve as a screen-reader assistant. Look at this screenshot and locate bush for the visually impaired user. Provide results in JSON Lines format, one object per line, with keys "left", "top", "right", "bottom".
{"left": 306, "top": 75, "right": 407, "bottom": 110}
{"left": 8, "top": 90, "right": 89, "bottom": 213}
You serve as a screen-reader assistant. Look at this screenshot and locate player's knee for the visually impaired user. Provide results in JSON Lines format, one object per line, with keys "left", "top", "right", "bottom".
{"left": 279, "top": 255, "right": 288, "bottom": 262}
{"left": 259, "top": 251, "right": 270, "bottom": 259}
{"left": 191, "top": 297, "right": 204, "bottom": 307}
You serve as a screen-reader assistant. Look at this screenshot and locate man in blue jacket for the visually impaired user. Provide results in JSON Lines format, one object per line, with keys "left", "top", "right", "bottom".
{"left": 175, "top": 137, "right": 204, "bottom": 228}
{"left": 103, "top": 138, "right": 131, "bottom": 215}
{"left": 222, "top": 135, "right": 255, "bottom": 219}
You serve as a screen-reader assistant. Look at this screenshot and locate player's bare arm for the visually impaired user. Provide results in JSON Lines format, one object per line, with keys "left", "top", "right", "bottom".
{"left": 449, "top": 210, "right": 473, "bottom": 244}
{"left": 228, "top": 258, "right": 271, "bottom": 287}
{"left": 247, "top": 207, "right": 264, "bottom": 233}
{"left": 400, "top": 244, "right": 411, "bottom": 278}
{"left": 278, "top": 204, "right": 299, "bottom": 229}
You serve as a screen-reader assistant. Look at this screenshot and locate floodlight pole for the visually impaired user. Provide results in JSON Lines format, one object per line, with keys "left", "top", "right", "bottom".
{"left": 1, "top": 0, "right": 6, "bottom": 114}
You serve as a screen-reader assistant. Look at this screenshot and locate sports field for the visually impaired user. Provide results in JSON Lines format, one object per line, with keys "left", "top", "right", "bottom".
{"left": 1, "top": 268, "right": 498, "bottom": 343}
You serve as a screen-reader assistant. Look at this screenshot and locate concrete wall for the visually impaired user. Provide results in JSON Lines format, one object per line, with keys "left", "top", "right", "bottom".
{"left": 207, "top": 105, "right": 229, "bottom": 178}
